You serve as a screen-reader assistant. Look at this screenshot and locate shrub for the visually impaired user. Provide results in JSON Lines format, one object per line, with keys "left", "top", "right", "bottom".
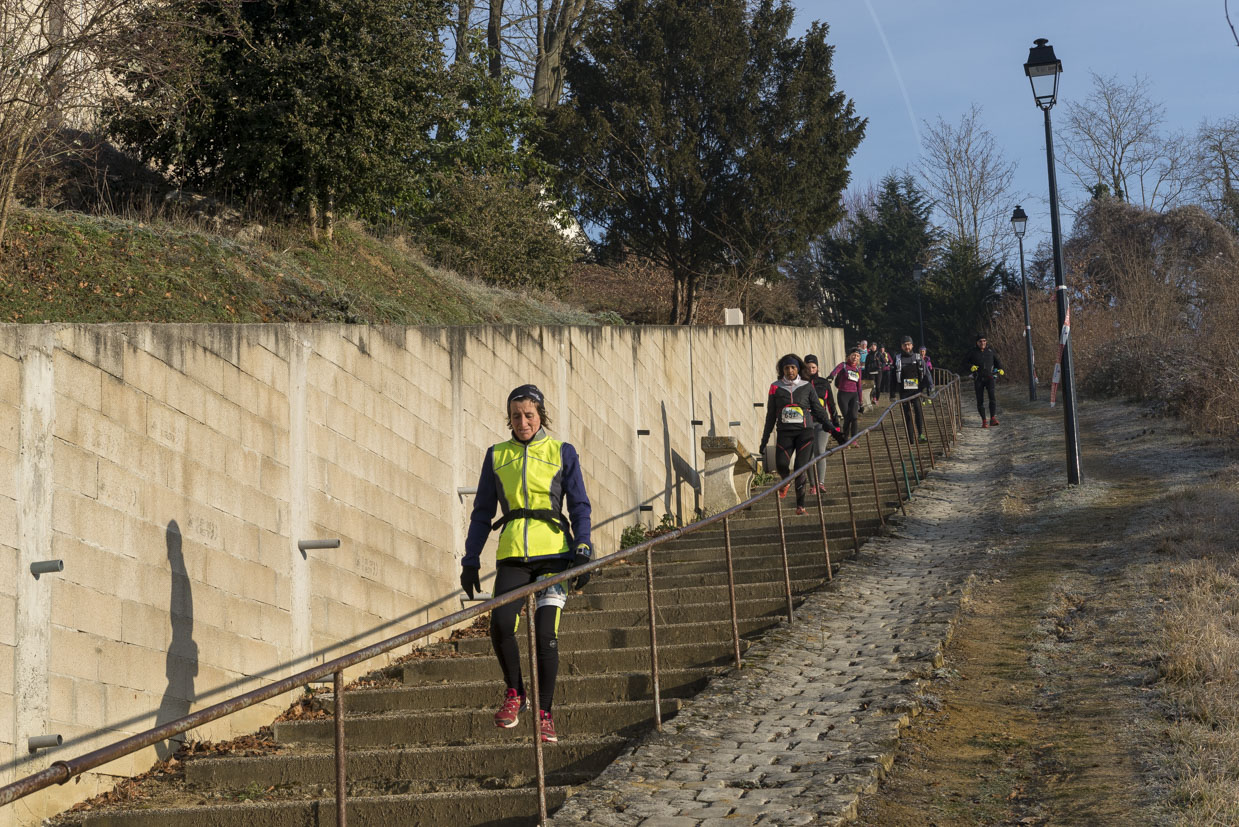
{"left": 418, "top": 171, "right": 577, "bottom": 292}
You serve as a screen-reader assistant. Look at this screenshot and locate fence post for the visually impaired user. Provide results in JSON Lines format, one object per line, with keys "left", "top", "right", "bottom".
{"left": 645, "top": 548, "right": 663, "bottom": 730}
{"left": 812, "top": 466, "right": 833, "bottom": 580}
{"left": 334, "top": 670, "right": 347, "bottom": 827}
{"left": 880, "top": 417, "right": 909, "bottom": 516}
{"left": 774, "top": 487, "right": 795, "bottom": 624}
{"left": 723, "top": 517, "right": 743, "bottom": 668}
{"left": 838, "top": 447, "right": 861, "bottom": 557}
{"left": 865, "top": 432, "right": 885, "bottom": 528}
{"left": 525, "top": 593, "right": 548, "bottom": 823}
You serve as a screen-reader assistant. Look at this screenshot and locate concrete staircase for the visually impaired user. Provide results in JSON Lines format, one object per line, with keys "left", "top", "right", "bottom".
{"left": 60, "top": 405, "right": 952, "bottom": 827}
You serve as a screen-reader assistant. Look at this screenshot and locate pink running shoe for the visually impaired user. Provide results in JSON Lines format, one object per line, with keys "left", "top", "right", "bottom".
{"left": 494, "top": 688, "right": 526, "bottom": 729}
{"left": 539, "top": 709, "right": 558, "bottom": 743}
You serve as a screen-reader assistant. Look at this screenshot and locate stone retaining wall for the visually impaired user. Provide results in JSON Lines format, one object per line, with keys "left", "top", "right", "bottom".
{"left": 0, "top": 322, "right": 842, "bottom": 824}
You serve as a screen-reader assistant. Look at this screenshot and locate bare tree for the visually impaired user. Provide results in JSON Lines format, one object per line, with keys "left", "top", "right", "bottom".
{"left": 0, "top": 0, "right": 138, "bottom": 246}
{"left": 916, "top": 104, "right": 1017, "bottom": 264}
{"left": 458, "top": 0, "right": 600, "bottom": 107}
{"left": 1192, "top": 116, "right": 1239, "bottom": 233}
{"left": 1060, "top": 72, "right": 1189, "bottom": 212}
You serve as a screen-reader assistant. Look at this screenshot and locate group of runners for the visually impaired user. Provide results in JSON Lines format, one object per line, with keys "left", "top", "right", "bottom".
{"left": 458, "top": 333, "right": 1005, "bottom": 744}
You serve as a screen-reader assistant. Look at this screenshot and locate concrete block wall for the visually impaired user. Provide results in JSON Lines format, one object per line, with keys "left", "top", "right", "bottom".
{"left": 0, "top": 322, "right": 842, "bottom": 825}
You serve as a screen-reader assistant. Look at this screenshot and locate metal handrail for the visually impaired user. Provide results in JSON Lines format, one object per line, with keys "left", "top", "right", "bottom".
{"left": 0, "top": 372, "right": 962, "bottom": 824}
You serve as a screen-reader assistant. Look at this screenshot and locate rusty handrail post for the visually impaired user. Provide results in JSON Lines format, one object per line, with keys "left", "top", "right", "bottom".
{"left": 880, "top": 416, "right": 908, "bottom": 516}
{"left": 864, "top": 431, "right": 885, "bottom": 528}
{"left": 912, "top": 397, "right": 931, "bottom": 472}
{"left": 921, "top": 396, "right": 937, "bottom": 470}
{"left": 812, "top": 465, "right": 833, "bottom": 580}
{"left": 774, "top": 484, "right": 795, "bottom": 624}
{"left": 723, "top": 517, "right": 742, "bottom": 669}
{"left": 645, "top": 547, "right": 662, "bottom": 730}
{"left": 334, "top": 669, "right": 347, "bottom": 827}
{"left": 838, "top": 445, "right": 861, "bottom": 557}
{"left": 902, "top": 400, "right": 922, "bottom": 485}
{"left": 932, "top": 387, "right": 950, "bottom": 458}
{"left": 525, "top": 593, "right": 548, "bottom": 823}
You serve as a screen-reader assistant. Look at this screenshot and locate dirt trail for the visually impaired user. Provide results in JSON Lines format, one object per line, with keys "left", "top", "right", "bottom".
{"left": 858, "top": 390, "right": 1226, "bottom": 826}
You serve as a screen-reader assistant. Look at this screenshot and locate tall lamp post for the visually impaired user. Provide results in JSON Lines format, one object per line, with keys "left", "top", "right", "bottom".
{"left": 911, "top": 267, "right": 926, "bottom": 347}
{"left": 1024, "top": 38, "right": 1082, "bottom": 484}
{"left": 1010, "top": 205, "right": 1037, "bottom": 401}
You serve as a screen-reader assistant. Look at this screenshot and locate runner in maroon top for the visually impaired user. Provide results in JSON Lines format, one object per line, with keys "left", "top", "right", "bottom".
{"left": 828, "top": 350, "right": 865, "bottom": 440}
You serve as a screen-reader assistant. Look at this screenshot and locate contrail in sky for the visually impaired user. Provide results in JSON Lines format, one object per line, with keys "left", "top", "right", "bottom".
{"left": 863, "top": 0, "right": 920, "bottom": 148}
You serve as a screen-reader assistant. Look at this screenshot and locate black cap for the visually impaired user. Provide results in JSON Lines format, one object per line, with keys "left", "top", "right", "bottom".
{"left": 976, "top": 332, "right": 986, "bottom": 341}
{"left": 901, "top": 335, "right": 913, "bottom": 345}
{"left": 507, "top": 384, "right": 544, "bottom": 405}
{"left": 803, "top": 354, "right": 819, "bottom": 365}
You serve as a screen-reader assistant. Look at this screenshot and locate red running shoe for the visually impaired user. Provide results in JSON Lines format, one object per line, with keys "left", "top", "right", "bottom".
{"left": 990, "top": 416, "right": 1000, "bottom": 426}
{"left": 494, "top": 688, "right": 526, "bottom": 729}
{"left": 981, "top": 419, "right": 989, "bottom": 429}
{"left": 539, "top": 709, "right": 558, "bottom": 743}
{"left": 778, "top": 485, "right": 789, "bottom": 499}
{"left": 795, "top": 506, "right": 807, "bottom": 516}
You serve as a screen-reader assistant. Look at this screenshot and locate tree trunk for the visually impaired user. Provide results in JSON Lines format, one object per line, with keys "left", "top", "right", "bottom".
{"left": 455, "top": 1, "right": 475, "bottom": 64}
{"left": 323, "top": 189, "right": 335, "bottom": 242}
{"left": 487, "top": 0, "right": 504, "bottom": 79}
{"left": 0, "top": 132, "right": 31, "bottom": 248}
{"left": 668, "top": 274, "right": 682, "bottom": 325}
{"left": 307, "top": 170, "right": 319, "bottom": 242}
{"left": 682, "top": 272, "right": 697, "bottom": 325}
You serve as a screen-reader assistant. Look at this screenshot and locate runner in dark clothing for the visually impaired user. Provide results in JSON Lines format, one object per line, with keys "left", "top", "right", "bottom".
{"left": 965, "top": 334, "right": 1004, "bottom": 427}
{"left": 891, "top": 336, "right": 933, "bottom": 443}
{"left": 828, "top": 350, "right": 865, "bottom": 440}
{"left": 864, "top": 344, "right": 882, "bottom": 405}
{"left": 877, "top": 346, "right": 893, "bottom": 402}
{"left": 803, "top": 354, "right": 840, "bottom": 493}
{"left": 760, "top": 354, "right": 845, "bottom": 515}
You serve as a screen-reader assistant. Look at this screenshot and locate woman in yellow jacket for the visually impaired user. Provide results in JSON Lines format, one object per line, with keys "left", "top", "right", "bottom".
{"left": 460, "top": 384, "right": 593, "bottom": 743}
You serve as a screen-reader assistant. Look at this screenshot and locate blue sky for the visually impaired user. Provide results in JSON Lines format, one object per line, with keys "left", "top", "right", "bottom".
{"left": 794, "top": 0, "right": 1239, "bottom": 252}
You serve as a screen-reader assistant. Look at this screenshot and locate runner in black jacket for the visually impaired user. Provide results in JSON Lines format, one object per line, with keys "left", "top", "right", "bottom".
{"left": 760, "top": 354, "right": 845, "bottom": 514}
{"left": 965, "top": 334, "right": 1004, "bottom": 427}
{"left": 891, "top": 336, "right": 933, "bottom": 444}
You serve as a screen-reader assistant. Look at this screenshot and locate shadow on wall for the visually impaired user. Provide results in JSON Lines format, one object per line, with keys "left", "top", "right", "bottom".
{"left": 155, "top": 520, "right": 198, "bottom": 760}
{"left": 660, "top": 401, "right": 699, "bottom": 524}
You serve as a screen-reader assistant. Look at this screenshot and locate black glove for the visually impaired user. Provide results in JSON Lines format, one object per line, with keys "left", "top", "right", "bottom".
{"left": 572, "top": 544, "right": 592, "bottom": 591}
{"left": 460, "top": 566, "right": 481, "bottom": 599}
{"left": 832, "top": 426, "right": 848, "bottom": 446}
{"left": 831, "top": 416, "right": 840, "bottom": 428}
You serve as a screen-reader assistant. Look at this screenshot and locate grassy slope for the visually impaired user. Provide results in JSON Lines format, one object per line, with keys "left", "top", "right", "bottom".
{"left": 0, "top": 207, "right": 598, "bottom": 325}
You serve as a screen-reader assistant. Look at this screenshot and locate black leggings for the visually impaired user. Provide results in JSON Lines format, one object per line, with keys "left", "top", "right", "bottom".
{"left": 900, "top": 394, "right": 925, "bottom": 442}
{"left": 837, "top": 391, "right": 860, "bottom": 439}
{"left": 975, "top": 376, "right": 997, "bottom": 419}
{"left": 775, "top": 429, "right": 815, "bottom": 507}
{"left": 491, "top": 558, "right": 570, "bottom": 712}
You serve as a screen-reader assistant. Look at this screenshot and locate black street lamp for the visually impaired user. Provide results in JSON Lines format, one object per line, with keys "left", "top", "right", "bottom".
{"left": 1024, "top": 38, "right": 1082, "bottom": 484}
{"left": 1010, "top": 205, "right": 1037, "bottom": 401}
{"left": 911, "top": 267, "right": 926, "bottom": 347}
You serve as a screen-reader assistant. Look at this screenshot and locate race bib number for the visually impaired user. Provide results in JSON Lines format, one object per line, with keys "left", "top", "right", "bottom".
{"left": 846, "top": 370, "right": 860, "bottom": 383}
{"left": 903, "top": 378, "right": 919, "bottom": 390}
{"left": 780, "top": 405, "right": 805, "bottom": 425}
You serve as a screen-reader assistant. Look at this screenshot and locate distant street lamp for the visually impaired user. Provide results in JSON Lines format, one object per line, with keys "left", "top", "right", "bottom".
{"left": 911, "top": 267, "right": 926, "bottom": 347}
{"left": 1010, "top": 205, "right": 1037, "bottom": 401}
{"left": 1024, "top": 37, "right": 1082, "bottom": 484}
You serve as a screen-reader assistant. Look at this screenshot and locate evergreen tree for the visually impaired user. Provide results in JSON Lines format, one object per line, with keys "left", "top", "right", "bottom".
{"left": 924, "top": 237, "right": 1000, "bottom": 368}
{"left": 814, "top": 174, "right": 937, "bottom": 345}
{"left": 111, "top": 0, "right": 453, "bottom": 237}
{"left": 548, "top": 0, "right": 864, "bottom": 324}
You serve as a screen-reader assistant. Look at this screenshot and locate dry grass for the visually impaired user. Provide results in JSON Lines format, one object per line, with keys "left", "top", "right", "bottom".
{"left": 1153, "top": 482, "right": 1239, "bottom": 825}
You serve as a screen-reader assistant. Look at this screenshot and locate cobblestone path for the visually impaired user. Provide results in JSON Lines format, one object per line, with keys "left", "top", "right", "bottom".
{"left": 550, "top": 425, "right": 1009, "bottom": 826}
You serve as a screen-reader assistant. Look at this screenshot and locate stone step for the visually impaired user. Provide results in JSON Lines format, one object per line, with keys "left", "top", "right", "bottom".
{"left": 450, "top": 614, "right": 779, "bottom": 656}
{"left": 575, "top": 577, "right": 826, "bottom": 611}
{"left": 186, "top": 736, "right": 628, "bottom": 789}
{"left": 402, "top": 640, "right": 753, "bottom": 685}
{"left": 588, "top": 551, "right": 834, "bottom": 583}
{"left": 273, "top": 698, "right": 682, "bottom": 747}
{"left": 338, "top": 668, "right": 721, "bottom": 712}
{"left": 67, "top": 787, "right": 570, "bottom": 827}
{"left": 644, "top": 540, "right": 848, "bottom": 566}
{"left": 658, "top": 525, "right": 878, "bottom": 552}
{"left": 583, "top": 562, "right": 828, "bottom": 594}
